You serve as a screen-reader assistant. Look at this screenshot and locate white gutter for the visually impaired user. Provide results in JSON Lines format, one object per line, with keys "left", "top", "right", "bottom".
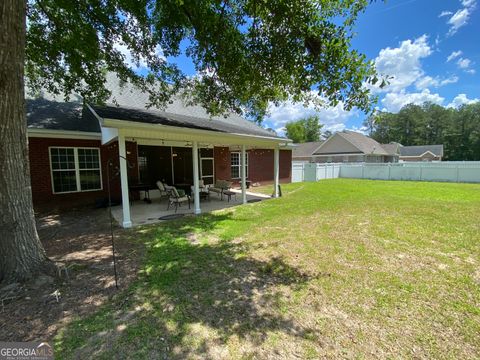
{"left": 27, "top": 128, "right": 101, "bottom": 140}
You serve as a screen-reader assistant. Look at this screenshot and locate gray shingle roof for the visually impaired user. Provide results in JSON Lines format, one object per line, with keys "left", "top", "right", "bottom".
{"left": 292, "top": 141, "right": 324, "bottom": 158}
{"left": 381, "top": 143, "right": 401, "bottom": 156}
{"left": 334, "top": 130, "right": 389, "bottom": 155}
{"left": 400, "top": 145, "right": 444, "bottom": 157}
{"left": 91, "top": 74, "right": 282, "bottom": 138}
{"left": 26, "top": 74, "right": 285, "bottom": 139}
{"left": 27, "top": 98, "right": 101, "bottom": 133}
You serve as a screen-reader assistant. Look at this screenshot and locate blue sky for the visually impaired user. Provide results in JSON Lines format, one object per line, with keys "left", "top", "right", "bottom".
{"left": 263, "top": 0, "right": 480, "bottom": 134}
{"left": 128, "top": 0, "right": 479, "bottom": 134}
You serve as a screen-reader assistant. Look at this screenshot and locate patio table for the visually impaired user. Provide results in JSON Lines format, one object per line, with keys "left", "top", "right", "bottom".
{"left": 129, "top": 183, "right": 154, "bottom": 203}
{"left": 223, "top": 190, "right": 237, "bottom": 202}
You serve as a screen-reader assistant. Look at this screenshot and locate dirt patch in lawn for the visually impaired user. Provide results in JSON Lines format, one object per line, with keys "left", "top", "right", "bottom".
{"left": 0, "top": 207, "right": 143, "bottom": 342}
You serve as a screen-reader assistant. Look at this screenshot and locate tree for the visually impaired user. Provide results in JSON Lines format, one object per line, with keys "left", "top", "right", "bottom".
{"left": 1, "top": 0, "right": 380, "bottom": 283}
{"left": 365, "top": 101, "right": 480, "bottom": 160}
{"left": 285, "top": 115, "right": 323, "bottom": 143}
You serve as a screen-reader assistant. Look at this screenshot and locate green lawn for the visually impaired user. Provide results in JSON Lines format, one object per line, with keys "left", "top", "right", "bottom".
{"left": 55, "top": 179, "right": 480, "bottom": 359}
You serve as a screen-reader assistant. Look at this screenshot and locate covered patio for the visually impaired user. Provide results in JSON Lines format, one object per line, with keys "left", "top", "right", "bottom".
{"left": 111, "top": 189, "right": 270, "bottom": 226}
{"left": 91, "top": 104, "right": 291, "bottom": 228}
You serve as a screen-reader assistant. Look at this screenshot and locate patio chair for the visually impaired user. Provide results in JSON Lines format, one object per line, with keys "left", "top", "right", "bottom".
{"left": 209, "top": 180, "right": 232, "bottom": 200}
{"left": 166, "top": 186, "right": 191, "bottom": 213}
{"left": 156, "top": 180, "right": 169, "bottom": 202}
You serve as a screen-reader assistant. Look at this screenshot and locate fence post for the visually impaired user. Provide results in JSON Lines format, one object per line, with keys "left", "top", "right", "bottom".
{"left": 419, "top": 163, "right": 423, "bottom": 181}
{"left": 456, "top": 163, "right": 460, "bottom": 182}
{"left": 388, "top": 163, "right": 391, "bottom": 180}
{"left": 362, "top": 163, "right": 365, "bottom": 179}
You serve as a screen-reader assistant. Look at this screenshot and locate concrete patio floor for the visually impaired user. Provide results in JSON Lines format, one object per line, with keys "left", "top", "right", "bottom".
{"left": 111, "top": 189, "right": 271, "bottom": 226}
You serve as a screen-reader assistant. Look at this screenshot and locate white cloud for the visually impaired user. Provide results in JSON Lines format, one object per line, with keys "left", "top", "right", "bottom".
{"left": 447, "top": 93, "right": 479, "bottom": 108}
{"left": 447, "top": 50, "right": 463, "bottom": 62}
{"left": 445, "top": 0, "right": 477, "bottom": 36}
{"left": 371, "top": 35, "right": 432, "bottom": 93}
{"left": 462, "top": 0, "right": 476, "bottom": 7}
{"left": 265, "top": 97, "right": 357, "bottom": 134}
{"left": 456, "top": 57, "right": 476, "bottom": 73}
{"left": 415, "top": 75, "right": 458, "bottom": 90}
{"left": 113, "top": 42, "right": 165, "bottom": 70}
{"left": 381, "top": 89, "right": 445, "bottom": 113}
{"left": 457, "top": 57, "right": 472, "bottom": 68}
{"left": 439, "top": 10, "right": 453, "bottom": 17}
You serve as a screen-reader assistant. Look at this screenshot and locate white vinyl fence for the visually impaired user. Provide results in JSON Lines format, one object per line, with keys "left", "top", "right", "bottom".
{"left": 292, "top": 161, "right": 480, "bottom": 184}
{"left": 292, "top": 162, "right": 342, "bottom": 182}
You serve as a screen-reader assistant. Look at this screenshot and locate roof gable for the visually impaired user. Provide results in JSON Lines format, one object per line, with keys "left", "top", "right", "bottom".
{"left": 314, "top": 131, "right": 388, "bottom": 156}
{"left": 337, "top": 131, "right": 388, "bottom": 155}
{"left": 94, "top": 74, "right": 279, "bottom": 139}
{"left": 314, "top": 132, "right": 363, "bottom": 155}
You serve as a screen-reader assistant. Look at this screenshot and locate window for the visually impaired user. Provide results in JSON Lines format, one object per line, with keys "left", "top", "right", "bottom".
{"left": 50, "top": 147, "right": 102, "bottom": 193}
{"left": 230, "top": 152, "right": 248, "bottom": 179}
{"left": 138, "top": 155, "right": 149, "bottom": 183}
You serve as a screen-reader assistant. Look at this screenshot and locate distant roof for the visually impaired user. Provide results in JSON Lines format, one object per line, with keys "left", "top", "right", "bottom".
{"left": 381, "top": 143, "right": 401, "bottom": 156}
{"left": 26, "top": 74, "right": 285, "bottom": 140}
{"left": 316, "top": 130, "right": 388, "bottom": 156}
{"left": 292, "top": 141, "right": 324, "bottom": 158}
{"left": 400, "top": 144, "right": 444, "bottom": 157}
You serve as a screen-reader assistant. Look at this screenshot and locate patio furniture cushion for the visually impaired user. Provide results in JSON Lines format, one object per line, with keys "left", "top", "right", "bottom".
{"left": 156, "top": 181, "right": 169, "bottom": 199}
{"left": 210, "top": 180, "right": 232, "bottom": 194}
{"left": 171, "top": 195, "right": 189, "bottom": 202}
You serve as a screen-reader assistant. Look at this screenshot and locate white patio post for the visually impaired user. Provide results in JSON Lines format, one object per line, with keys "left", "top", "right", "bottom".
{"left": 273, "top": 147, "right": 280, "bottom": 198}
{"left": 192, "top": 141, "right": 201, "bottom": 214}
{"left": 118, "top": 132, "right": 132, "bottom": 228}
{"left": 241, "top": 145, "right": 247, "bottom": 204}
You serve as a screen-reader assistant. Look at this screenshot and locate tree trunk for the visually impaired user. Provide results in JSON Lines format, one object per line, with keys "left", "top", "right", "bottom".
{"left": 0, "top": 0, "right": 55, "bottom": 283}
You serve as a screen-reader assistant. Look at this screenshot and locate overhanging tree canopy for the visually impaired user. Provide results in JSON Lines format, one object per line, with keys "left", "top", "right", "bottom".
{"left": 26, "top": 0, "right": 380, "bottom": 121}
{"left": 1, "top": 0, "right": 380, "bottom": 283}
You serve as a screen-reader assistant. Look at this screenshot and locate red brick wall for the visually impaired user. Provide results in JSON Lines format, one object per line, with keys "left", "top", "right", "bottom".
{"left": 28, "top": 137, "right": 138, "bottom": 211}
{"left": 213, "top": 146, "right": 292, "bottom": 185}
{"left": 28, "top": 138, "right": 291, "bottom": 210}
{"left": 214, "top": 146, "right": 231, "bottom": 181}
{"left": 247, "top": 149, "right": 291, "bottom": 184}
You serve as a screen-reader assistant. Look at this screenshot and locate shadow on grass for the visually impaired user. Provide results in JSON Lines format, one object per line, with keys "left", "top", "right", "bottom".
{"left": 56, "top": 212, "right": 315, "bottom": 359}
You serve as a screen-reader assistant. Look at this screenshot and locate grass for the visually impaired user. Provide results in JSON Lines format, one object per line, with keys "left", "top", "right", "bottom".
{"left": 54, "top": 179, "right": 480, "bottom": 359}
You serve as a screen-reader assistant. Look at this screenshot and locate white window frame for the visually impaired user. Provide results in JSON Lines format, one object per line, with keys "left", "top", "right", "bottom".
{"left": 49, "top": 146, "right": 103, "bottom": 194}
{"left": 199, "top": 156, "right": 215, "bottom": 184}
{"left": 230, "top": 151, "right": 248, "bottom": 179}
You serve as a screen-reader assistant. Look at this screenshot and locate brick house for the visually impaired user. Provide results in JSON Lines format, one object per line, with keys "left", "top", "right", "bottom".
{"left": 27, "top": 79, "right": 292, "bottom": 226}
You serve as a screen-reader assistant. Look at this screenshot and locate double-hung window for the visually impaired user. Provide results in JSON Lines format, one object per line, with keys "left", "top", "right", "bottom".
{"left": 49, "top": 147, "right": 102, "bottom": 193}
{"left": 230, "top": 152, "right": 248, "bottom": 179}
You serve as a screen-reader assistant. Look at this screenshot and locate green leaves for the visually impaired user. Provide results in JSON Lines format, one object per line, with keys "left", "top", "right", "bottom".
{"left": 26, "top": 0, "right": 379, "bottom": 121}
{"left": 285, "top": 115, "right": 324, "bottom": 143}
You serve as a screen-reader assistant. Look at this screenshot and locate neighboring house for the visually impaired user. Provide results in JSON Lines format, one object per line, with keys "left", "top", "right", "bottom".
{"left": 292, "top": 131, "right": 444, "bottom": 163}
{"left": 311, "top": 130, "right": 394, "bottom": 163}
{"left": 398, "top": 144, "right": 444, "bottom": 162}
{"left": 26, "top": 76, "right": 292, "bottom": 227}
{"left": 291, "top": 141, "right": 324, "bottom": 162}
